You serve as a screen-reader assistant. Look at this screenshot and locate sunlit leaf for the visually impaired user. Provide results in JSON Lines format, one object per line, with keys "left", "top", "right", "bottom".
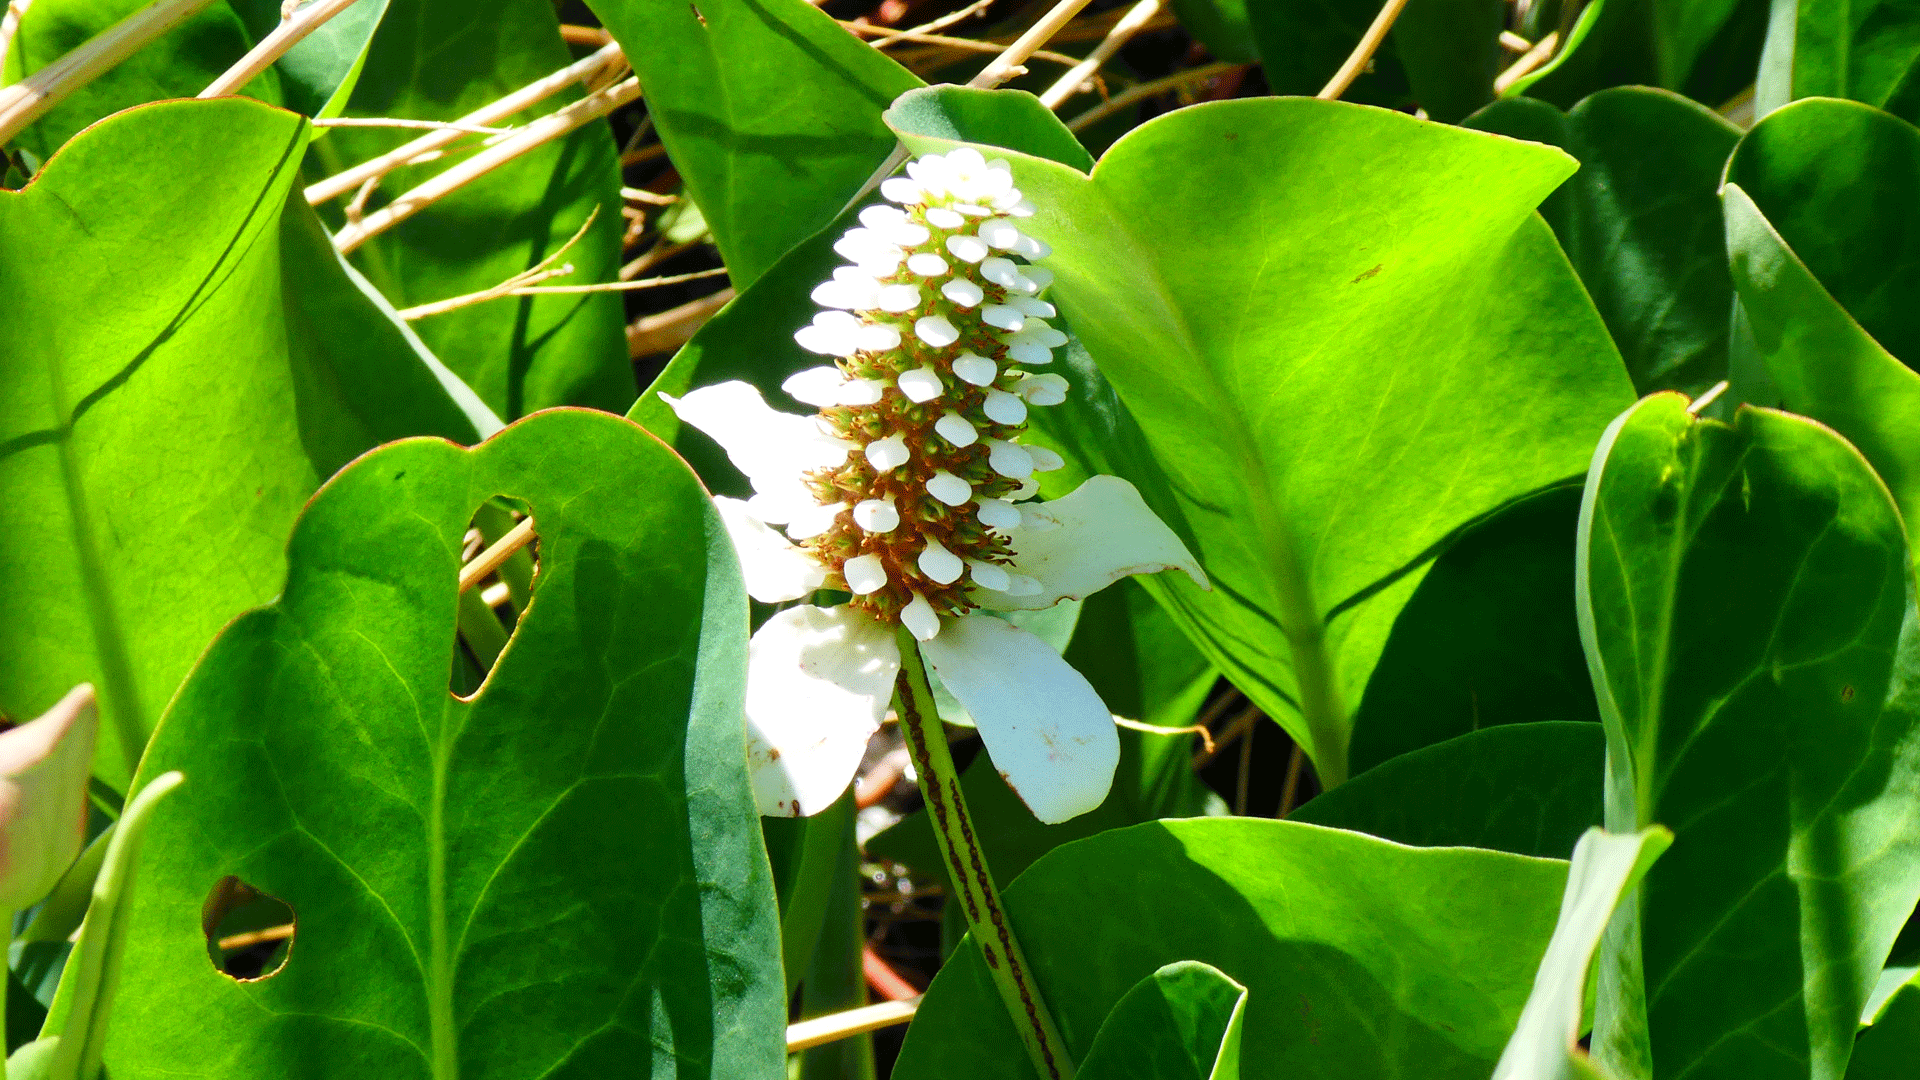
{"left": 1077, "top": 961, "right": 1248, "bottom": 1080}
{"left": 102, "top": 409, "right": 784, "bottom": 1076}
{"left": 1577, "top": 394, "right": 1920, "bottom": 1080}
{"left": 0, "top": 98, "right": 487, "bottom": 792}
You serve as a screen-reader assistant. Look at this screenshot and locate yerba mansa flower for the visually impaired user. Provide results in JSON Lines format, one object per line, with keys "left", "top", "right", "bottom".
{"left": 666, "top": 148, "right": 1207, "bottom": 825}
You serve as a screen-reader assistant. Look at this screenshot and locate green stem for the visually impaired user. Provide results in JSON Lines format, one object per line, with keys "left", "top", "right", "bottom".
{"left": 891, "top": 628, "right": 1075, "bottom": 1080}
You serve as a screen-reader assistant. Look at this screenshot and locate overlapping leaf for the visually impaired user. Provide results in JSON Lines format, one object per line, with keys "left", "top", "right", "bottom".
{"left": 891, "top": 91, "right": 1633, "bottom": 785}
{"left": 1578, "top": 395, "right": 1920, "bottom": 1080}
{"left": 0, "top": 97, "right": 487, "bottom": 791}
{"left": 894, "top": 819, "right": 1569, "bottom": 1080}
{"left": 1757, "top": 1, "right": 1920, "bottom": 122}
{"left": 1723, "top": 97, "right": 1920, "bottom": 543}
{"left": 1078, "top": 962, "right": 1248, "bottom": 1080}
{"left": 104, "top": 409, "right": 783, "bottom": 1078}
{"left": 586, "top": 0, "right": 922, "bottom": 289}
{"left": 309, "top": 0, "right": 632, "bottom": 418}
{"left": 1507, "top": 0, "right": 1766, "bottom": 111}
{"left": 1467, "top": 87, "right": 1739, "bottom": 394}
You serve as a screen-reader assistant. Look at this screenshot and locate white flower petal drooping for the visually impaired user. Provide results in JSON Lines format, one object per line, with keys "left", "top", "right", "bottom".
{"left": 665, "top": 148, "right": 1210, "bottom": 821}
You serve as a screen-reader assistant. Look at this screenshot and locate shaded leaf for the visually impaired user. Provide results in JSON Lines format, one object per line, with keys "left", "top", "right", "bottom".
{"left": 103, "top": 409, "right": 784, "bottom": 1077}
{"left": 1577, "top": 394, "right": 1920, "bottom": 1080}
{"left": 1758, "top": 1, "right": 1920, "bottom": 122}
{"left": 1166, "top": 0, "right": 1256, "bottom": 64}
{"left": 1078, "top": 961, "right": 1247, "bottom": 1080}
{"left": 310, "top": 0, "right": 632, "bottom": 419}
{"left": 586, "top": 0, "right": 922, "bottom": 288}
{"left": 893, "top": 819, "right": 1569, "bottom": 1079}
{"left": 1508, "top": 0, "right": 1767, "bottom": 110}
{"left": 1292, "top": 723, "right": 1603, "bottom": 860}
{"left": 1848, "top": 976, "right": 1920, "bottom": 1078}
{"left": 1722, "top": 98, "right": 1920, "bottom": 546}
{"left": 0, "top": 98, "right": 484, "bottom": 792}
{"left": 891, "top": 94, "right": 1632, "bottom": 785}
{"left": 1466, "top": 87, "right": 1739, "bottom": 395}
{"left": 1248, "top": 0, "right": 1508, "bottom": 122}
{"left": 1346, "top": 485, "right": 1595, "bottom": 773}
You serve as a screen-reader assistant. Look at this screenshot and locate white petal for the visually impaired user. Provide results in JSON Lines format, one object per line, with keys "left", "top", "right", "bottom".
{"left": 1004, "top": 572, "right": 1043, "bottom": 595}
{"left": 1023, "top": 266, "right": 1055, "bottom": 290}
{"left": 901, "top": 594, "right": 941, "bottom": 641}
{"left": 978, "top": 220, "right": 1023, "bottom": 249}
{"left": 1012, "top": 234, "right": 1051, "bottom": 259}
{"left": 880, "top": 177, "right": 924, "bottom": 204}
{"left": 785, "top": 500, "right": 845, "bottom": 540}
{"left": 987, "top": 439, "right": 1033, "bottom": 479}
{"left": 942, "top": 278, "right": 985, "bottom": 308}
{"left": 966, "top": 559, "right": 1010, "bottom": 591}
{"left": 878, "top": 283, "right": 923, "bottom": 313}
{"left": 926, "top": 470, "right": 971, "bottom": 505}
{"left": 853, "top": 498, "right": 900, "bottom": 533}
{"left": 745, "top": 606, "right": 899, "bottom": 816}
{"left": 946, "top": 234, "right": 990, "bottom": 263}
{"left": 1011, "top": 296, "right": 1056, "bottom": 318}
{"left": 860, "top": 204, "right": 907, "bottom": 229}
{"left": 907, "top": 253, "right": 949, "bottom": 277}
{"left": 843, "top": 553, "right": 888, "bottom": 594}
{"left": 783, "top": 366, "right": 848, "bottom": 407}
{"left": 1007, "top": 199, "right": 1038, "bottom": 218}
{"left": 922, "top": 614, "right": 1117, "bottom": 824}
{"left": 883, "top": 221, "right": 932, "bottom": 247}
{"left": 856, "top": 322, "right": 903, "bottom": 353}
{"left": 897, "top": 365, "right": 945, "bottom": 403}
{"left": 714, "top": 497, "right": 827, "bottom": 603}
{"left": 979, "top": 257, "right": 1020, "bottom": 288}
{"left": 1028, "top": 445, "right": 1065, "bottom": 471}
{"left": 934, "top": 411, "right": 977, "bottom": 448}
{"left": 981, "top": 304, "right": 1024, "bottom": 331}
{"left": 954, "top": 203, "right": 993, "bottom": 217}
{"left": 977, "top": 475, "right": 1209, "bottom": 611}
{"left": 977, "top": 499, "right": 1020, "bottom": 529}
{"left": 1008, "top": 343, "right": 1054, "bottom": 366}
{"left": 952, "top": 353, "right": 997, "bottom": 386}
{"left": 918, "top": 539, "right": 965, "bottom": 584}
{"left": 1018, "top": 373, "right": 1069, "bottom": 405}
{"left": 866, "top": 434, "right": 910, "bottom": 472}
{"left": 838, "top": 378, "right": 886, "bottom": 406}
{"left": 662, "top": 382, "right": 851, "bottom": 502}
{"left": 925, "top": 207, "right": 966, "bottom": 230}
{"left": 915, "top": 315, "right": 960, "bottom": 346}
{"left": 983, "top": 390, "right": 1028, "bottom": 425}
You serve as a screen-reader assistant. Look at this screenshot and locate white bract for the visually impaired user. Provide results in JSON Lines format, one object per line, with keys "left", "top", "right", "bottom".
{"left": 664, "top": 148, "right": 1207, "bottom": 825}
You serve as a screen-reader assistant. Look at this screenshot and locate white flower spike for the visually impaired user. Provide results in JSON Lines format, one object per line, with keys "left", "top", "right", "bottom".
{"left": 665, "top": 148, "right": 1209, "bottom": 824}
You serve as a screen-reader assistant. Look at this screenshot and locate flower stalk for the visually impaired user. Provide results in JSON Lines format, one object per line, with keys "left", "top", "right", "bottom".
{"left": 890, "top": 626, "right": 1075, "bottom": 1080}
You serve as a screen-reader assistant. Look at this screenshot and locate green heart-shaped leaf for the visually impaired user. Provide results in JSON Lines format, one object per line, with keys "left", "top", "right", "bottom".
{"left": 99, "top": 409, "right": 783, "bottom": 1077}
{"left": 1467, "top": 87, "right": 1740, "bottom": 395}
{"left": 1077, "top": 961, "right": 1248, "bottom": 1080}
{"left": 894, "top": 818, "right": 1569, "bottom": 1080}
{"left": 0, "top": 97, "right": 489, "bottom": 791}
{"left": 1577, "top": 394, "right": 1920, "bottom": 1080}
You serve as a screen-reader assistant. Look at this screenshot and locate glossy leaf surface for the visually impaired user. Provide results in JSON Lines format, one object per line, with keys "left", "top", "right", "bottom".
{"left": 104, "top": 409, "right": 784, "bottom": 1078}
{"left": 894, "top": 819, "right": 1568, "bottom": 1080}
{"left": 0, "top": 98, "right": 485, "bottom": 791}
{"left": 1466, "top": 87, "right": 1739, "bottom": 394}
{"left": 1492, "top": 827, "right": 1670, "bottom": 1080}
{"left": 1509, "top": 0, "right": 1766, "bottom": 110}
{"left": 1723, "top": 98, "right": 1920, "bottom": 543}
{"left": 1077, "top": 962, "right": 1247, "bottom": 1080}
{"left": 893, "top": 94, "right": 1633, "bottom": 784}
{"left": 1578, "top": 395, "right": 1920, "bottom": 1080}
{"left": 1758, "top": 1, "right": 1920, "bottom": 122}
{"left": 311, "top": 0, "right": 632, "bottom": 419}
{"left": 1292, "top": 723, "right": 1603, "bottom": 859}
{"left": 587, "top": 0, "right": 921, "bottom": 288}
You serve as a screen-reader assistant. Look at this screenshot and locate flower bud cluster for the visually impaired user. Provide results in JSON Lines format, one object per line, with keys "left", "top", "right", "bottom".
{"left": 783, "top": 149, "right": 1071, "bottom": 640}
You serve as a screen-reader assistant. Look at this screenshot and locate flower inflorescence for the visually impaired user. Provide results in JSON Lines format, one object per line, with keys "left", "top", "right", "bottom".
{"left": 782, "top": 149, "right": 1071, "bottom": 640}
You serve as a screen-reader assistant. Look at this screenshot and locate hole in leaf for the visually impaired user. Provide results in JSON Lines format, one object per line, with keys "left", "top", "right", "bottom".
{"left": 450, "top": 498, "right": 538, "bottom": 700}
{"left": 202, "top": 876, "right": 294, "bottom": 982}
